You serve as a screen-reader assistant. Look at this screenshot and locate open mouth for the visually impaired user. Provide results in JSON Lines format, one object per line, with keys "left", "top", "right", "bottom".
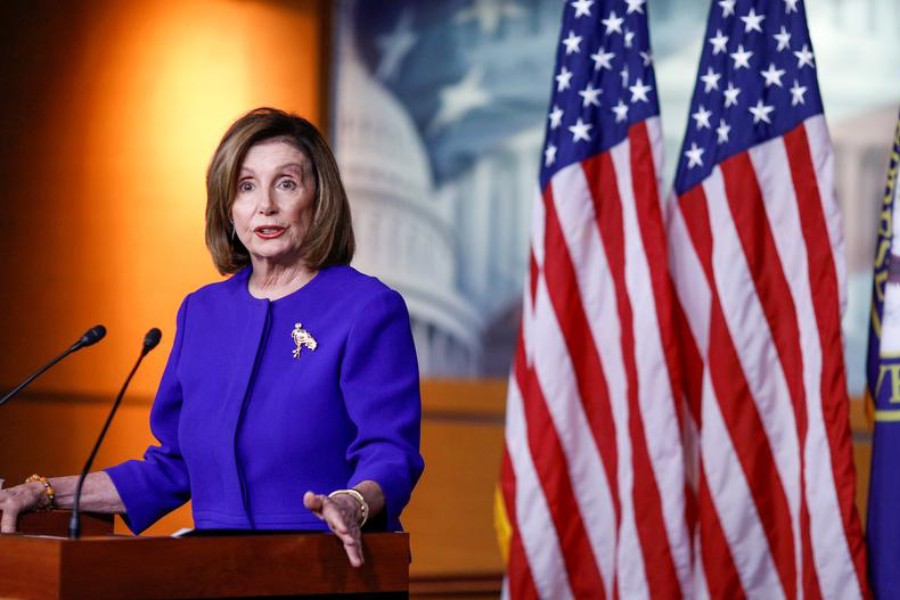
{"left": 254, "top": 225, "right": 287, "bottom": 239}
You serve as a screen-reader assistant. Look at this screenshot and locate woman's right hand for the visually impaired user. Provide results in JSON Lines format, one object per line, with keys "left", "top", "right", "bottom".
{"left": 0, "top": 481, "right": 46, "bottom": 533}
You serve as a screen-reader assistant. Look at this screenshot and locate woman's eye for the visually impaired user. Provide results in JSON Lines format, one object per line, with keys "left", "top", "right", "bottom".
{"left": 238, "top": 181, "right": 254, "bottom": 193}
{"left": 278, "top": 179, "right": 298, "bottom": 191}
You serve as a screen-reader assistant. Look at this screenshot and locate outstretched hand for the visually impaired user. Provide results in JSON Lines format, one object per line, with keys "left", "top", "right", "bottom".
{"left": 303, "top": 491, "right": 364, "bottom": 567}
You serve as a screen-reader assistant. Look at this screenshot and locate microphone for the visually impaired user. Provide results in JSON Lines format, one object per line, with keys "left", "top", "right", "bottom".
{"left": 0, "top": 325, "right": 107, "bottom": 409}
{"left": 69, "top": 328, "right": 162, "bottom": 539}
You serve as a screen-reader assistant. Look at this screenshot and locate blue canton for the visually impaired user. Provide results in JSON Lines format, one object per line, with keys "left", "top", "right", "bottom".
{"left": 540, "top": 0, "right": 660, "bottom": 191}
{"left": 673, "top": 0, "right": 824, "bottom": 195}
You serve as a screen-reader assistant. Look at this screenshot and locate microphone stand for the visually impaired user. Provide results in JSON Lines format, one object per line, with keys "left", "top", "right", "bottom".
{"left": 69, "top": 328, "right": 161, "bottom": 539}
{"left": 0, "top": 325, "right": 106, "bottom": 409}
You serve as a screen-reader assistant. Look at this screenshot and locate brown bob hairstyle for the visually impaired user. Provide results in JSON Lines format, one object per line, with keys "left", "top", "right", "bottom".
{"left": 205, "top": 107, "right": 355, "bottom": 274}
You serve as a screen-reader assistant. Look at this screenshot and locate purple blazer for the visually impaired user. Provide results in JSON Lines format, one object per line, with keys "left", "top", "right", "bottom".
{"left": 106, "top": 265, "right": 424, "bottom": 534}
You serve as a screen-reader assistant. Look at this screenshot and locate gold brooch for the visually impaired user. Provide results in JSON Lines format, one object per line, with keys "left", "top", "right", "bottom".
{"left": 291, "top": 323, "right": 318, "bottom": 358}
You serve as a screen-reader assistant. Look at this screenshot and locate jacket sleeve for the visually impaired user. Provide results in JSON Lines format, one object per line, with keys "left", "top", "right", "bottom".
{"left": 104, "top": 296, "right": 192, "bottom": 534}
{"left": 340, "top": 288, "right": 424, "bottom": 530}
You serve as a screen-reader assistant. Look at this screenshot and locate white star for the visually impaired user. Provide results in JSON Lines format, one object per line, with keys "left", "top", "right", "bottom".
{"left": 591, "top": 48, "right": 615, "bottom": 70}
{"left": 749, "top": 99, "right": 775, "bottom": 124}
{"left": 629, "top": 78, "right": 652, "bottom": 103}
{"left": 784, "top": 0, "right": 799, "bottom": 13}
{"left": 794, "top": 44, "right": 816, "bottom": 69}
{"left": 700, "top": 67, "right": 721, "bottom": 93}
{"left": 625, "top": 0, "right": 646, "bottom": 14}
{"left": 579, "top": 83, "right": 602, "bottom": 107}
{"left": 685, "top": 143, "right": 705, "bottom": 168}
{"left": 730, "top": 44, "right": 753, "bottom": 69}
{"left": 760, "top": 63, "right": 786, "bottom": 87}
{"left": 549, "top": 105, "right": 564, "bottom": 129}
{"left": 790, "top": 80, "right": 808, "bottom": 106}
{"left": 773, "top": 26, "right": 791, "bottom": 51}
{"left": 723, "top": 82, "right": 741, "bottom": 107}
{"left": 708, "top": 29, "right": 729, "bottom": 55}
{"left": 454, "top": 0, "right": 525, "bottom": 35}
{"left": 570, "top": 0, "right": 594, "bottom": 18}
{"left": 562, "top": 30, "right": 582, "bottom": 55}
{"left": 544, "top": 144, "right": 558, "bottom": 166}
{"left": 624, "top": 28, "right": 636, "bottom": 49}
{"left": 692, "top": 105, "right": 713, "bottom": 129}
{"left": 719, "top": 0, "right": 736, "bottom": 17}
{"left": 555, "top": 67, "right": 574, "bottom": 91}
{"left": 639, "top": 51, "right": 653, "bottom": 66}
{"left": 602, "top": 11, "right": 624, "bottom": 34}
{"left": 740, "top": 8, "right": 766, "bottom": 33}
{"left": 375, "top": 10, "right": 417, "bottom": 81}
{"left": 620, "top": 65, "right": 630, "bottom": 87}
{"left": 568, "top": 118, "right": 593, "bottom": 142}
{"left": 716, "top": 119, "right": 731, "bottom": 144}
{"left": 430, "top": 68, "right": 491, "bottom": 131}
{"left": 612, "top": 100, "right": 629, "bottom": 122}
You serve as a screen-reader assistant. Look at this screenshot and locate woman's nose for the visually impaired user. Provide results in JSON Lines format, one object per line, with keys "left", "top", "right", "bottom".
{"left": 257, "top": 188, "right": 277, "bottom": 214}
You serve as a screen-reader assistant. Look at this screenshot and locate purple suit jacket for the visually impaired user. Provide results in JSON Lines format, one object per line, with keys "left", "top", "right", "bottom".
{"left": 106, "top": 265, "right": 424, "bottom": 534}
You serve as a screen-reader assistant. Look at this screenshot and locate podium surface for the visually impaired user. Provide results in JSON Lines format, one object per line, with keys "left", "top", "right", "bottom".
{"left": 0, "top": 531, "right": 409, "bottom": 599}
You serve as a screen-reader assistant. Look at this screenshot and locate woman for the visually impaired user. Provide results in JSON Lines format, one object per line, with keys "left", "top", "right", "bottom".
{"left": 0, "top": 108, "right": 424, "bottom": 567}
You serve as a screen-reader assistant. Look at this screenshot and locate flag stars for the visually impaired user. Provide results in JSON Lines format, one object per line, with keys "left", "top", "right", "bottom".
{"left": 790, "top": 80, "right": 808, "bottom": 105}
{"left": 629, "top": 78, "right": 652, "bottom": 103}
{"left": 639, "top": 50, "right": 653, "bottom": 66}
{"left": 685, "top": 143, "right": 705, "bottom": 168}
{"left": 544, "top": 144, "right": 558, "bottom": 166}
{"left": 730, "top": 44, "right": 753, "bottom": 69}
{"left": 740, "top": 8, "right": 766, "bottom": 33}
{"left": 625, "top": 0, "right": 646, "bottom": 14}
{"left": 709, "top": 29, "right": 729, "bottom": 55}
{"left": 774, "top": 26, "right": 791, "bottom": 51}
{"left": 761, "top": 63, "right": 786, "bottom": 87}
{"left": 602, "top": 11, "right": 624, "bottom": 34}
{"left": 784, "top": 0, "right": 799, "bottom": 14}
{"left": 579, "top": 83, "right": 602, "bottom": 107}
{"left": 555, "top": 67, "right": 574, "bottom": 91}
{"left": 716, "top": 119, "right": 731, "bottom": 144}
{"left": 719, "top": 0, "right": 736, "bottom": 17}
{"left": 591, "top": 48, "right": 615, "bottom": 70}
{"left": 568, "top": 118, "right": 593, "bottom": 142}
{"left": 624, "top": 28, "right": 636, "bottom": 49}
{"left": 570, "top": 0, "right": 594, "bottom": 18}
{"left": 724, "top": 82, "right": 741, "bottom": 107}
{"left": 794, "top": 44, "right": 815, "bottom": 68}
{"left": 548, "top": 105, "right": 564, "bottom": 129}
{"left": 701, "top": 67, "right": 721, "bottom": 93}
{"left": 612, "top": 100, "right": 629, "bottom": 122}
{"left": 692, "top": 105, "right": 713, "bottom": 129}
{"left": 749, "top": 99, "right": 775, "bottom": 124}
{"left": 562, "top": 30, "right": 582, "bottom": 55}
{"left": 620, "top": 65, "right": 630, "bottom": 87}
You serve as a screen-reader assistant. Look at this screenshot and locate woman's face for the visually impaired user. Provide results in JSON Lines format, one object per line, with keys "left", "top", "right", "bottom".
{"left": 231, "top": 138, "right": 316, "bottom": 269}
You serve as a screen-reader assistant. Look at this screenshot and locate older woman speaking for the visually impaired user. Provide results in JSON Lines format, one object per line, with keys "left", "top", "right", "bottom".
{"left": 0, "top": 108, "right": 424, "bottom": 567}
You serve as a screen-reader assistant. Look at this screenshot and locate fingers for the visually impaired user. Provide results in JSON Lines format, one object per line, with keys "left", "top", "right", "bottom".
{"left": 303, "top": 490, "right": 365, "bottom": 567}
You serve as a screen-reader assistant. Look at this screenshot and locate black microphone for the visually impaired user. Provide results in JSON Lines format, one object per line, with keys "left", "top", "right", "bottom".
{"left": 69, "top": 328, "right": 162, "bottom": 539}
{"left": 0, "top": 325, "right": 106, "bottom": 409}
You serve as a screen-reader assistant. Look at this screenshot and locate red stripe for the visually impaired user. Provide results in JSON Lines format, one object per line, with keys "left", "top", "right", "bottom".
{"left": 719, "top": 153, "right": 819, "bottom": 599}
{"left": 678, "top": 184, "right": 797, "bottom": 598}
{"left": 784, "top": 125, "right": 871, "bottom": 596}
{"left": 582, "top": 150, "right": 680, "bottom": 597}
{"left": 698, "top": 461, "right": 745, "bottom": 599}
{"left": 629, "top": 122, "right": 686, "bottom": 436}
{"left": 501, "top": 446, "right": 540, "bottom": 600}
{"left": 541, "top": 184, "right": 622, "bottom": 528}
{"left": 515, "top": 334, "right": 606, "bottom": 597}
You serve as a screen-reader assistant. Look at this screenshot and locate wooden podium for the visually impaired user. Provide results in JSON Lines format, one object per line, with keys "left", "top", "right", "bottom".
{"left": 0, "top": 512, "right": 409, "bottom": 599}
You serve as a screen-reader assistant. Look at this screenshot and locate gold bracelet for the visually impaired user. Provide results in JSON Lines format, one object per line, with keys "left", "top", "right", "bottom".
{"left": 24, "top": 474, "right": 56, "bottom": 511}
{"left": 328, "top": 488, "right": 369, "bottom": 527}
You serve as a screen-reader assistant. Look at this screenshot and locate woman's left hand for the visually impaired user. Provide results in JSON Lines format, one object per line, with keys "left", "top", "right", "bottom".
{"left": 303, "top": 491, "right": 364, "bottom": 567}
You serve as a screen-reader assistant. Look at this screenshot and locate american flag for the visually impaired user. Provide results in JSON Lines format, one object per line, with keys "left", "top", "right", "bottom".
{"left": 668, "top": 0, "right": 869, "bottom": 597}
{"left": 497, "top": 0, "right": 691, "bottom": 597}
